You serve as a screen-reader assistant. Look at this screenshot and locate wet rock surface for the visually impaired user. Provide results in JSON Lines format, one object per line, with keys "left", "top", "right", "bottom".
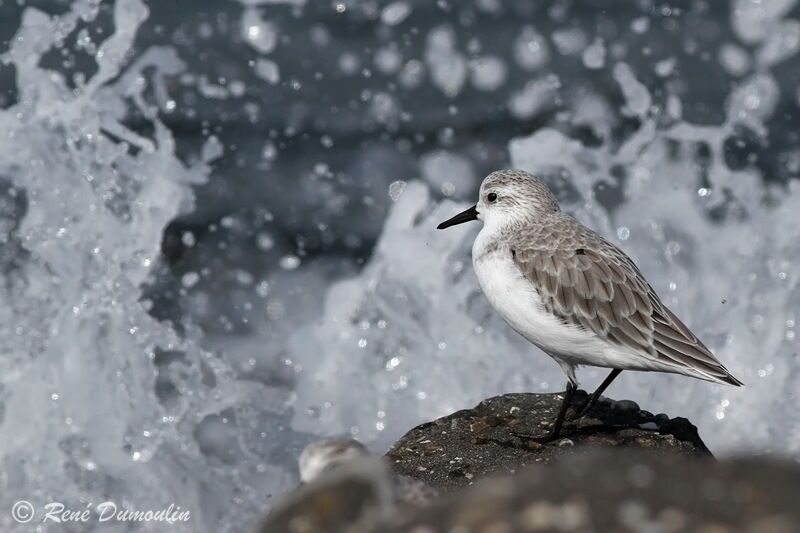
{"left": 386, "top": 392, "right": 710, "bottom": 492}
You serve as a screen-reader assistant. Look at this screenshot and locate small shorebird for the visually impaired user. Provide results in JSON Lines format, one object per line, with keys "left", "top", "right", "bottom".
{"left": 298, "top": 437, "right": 438, "bottom": 506}
{"left": 298, "top": 437, "right": 370, "bottom": 483}
{"left": 437, "top": 169, "right": 742, "bottom": 440}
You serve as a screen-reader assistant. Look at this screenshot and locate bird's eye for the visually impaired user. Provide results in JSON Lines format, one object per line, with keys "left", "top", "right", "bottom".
{"left": 487, "top": 192, "right": 498, "bottom": 202}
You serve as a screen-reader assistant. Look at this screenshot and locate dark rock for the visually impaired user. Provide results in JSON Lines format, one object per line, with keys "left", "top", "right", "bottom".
{"left": 386, "top": 392, "right": 710, "bottom": 492}
{"left": 381, "top": 452, "right": 800, "bottom": 532}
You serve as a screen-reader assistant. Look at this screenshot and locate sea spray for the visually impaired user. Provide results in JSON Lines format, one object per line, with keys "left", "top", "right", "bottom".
{"left": 0, "top": 1, "right": 294, "bottom": 531}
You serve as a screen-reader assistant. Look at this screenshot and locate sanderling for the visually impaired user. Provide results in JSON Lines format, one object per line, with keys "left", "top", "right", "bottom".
{"left": 298, "top": 437, "right": 438, "bottom": 506}
{"left": 437, "top": 169, "right": 742, "bottom": 440}
{"left": 298, "top": 437, "right": 369, "bottom": 483}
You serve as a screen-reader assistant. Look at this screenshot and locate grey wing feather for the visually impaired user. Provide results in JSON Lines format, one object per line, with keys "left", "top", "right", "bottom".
{"left": 511, "top": 230, "right": 742, "bottom": 386}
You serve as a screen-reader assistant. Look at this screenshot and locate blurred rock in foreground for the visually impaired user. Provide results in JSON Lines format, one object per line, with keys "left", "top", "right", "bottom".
{"left": 392, "top": 453, "right": 800, "bottom": 533}
{"left": 258, "top": 393, "right": 800, "bottom": 532}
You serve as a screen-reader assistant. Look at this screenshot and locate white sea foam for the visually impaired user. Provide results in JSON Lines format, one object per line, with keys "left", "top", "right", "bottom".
{"left": 0, "top": 1, "right": 293, "bottom": 531}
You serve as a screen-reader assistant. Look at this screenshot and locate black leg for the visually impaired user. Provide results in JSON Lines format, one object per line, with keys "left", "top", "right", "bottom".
{"left": 549, "top": 381, "right": 577, "bottom": 440}
{"left": 572, "top": 369, "right": 622, "bottom": 420}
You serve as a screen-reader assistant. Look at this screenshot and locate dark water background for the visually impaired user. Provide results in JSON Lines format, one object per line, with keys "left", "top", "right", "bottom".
{"left": 5, "top": 0, "right": 799, "bottom": 341}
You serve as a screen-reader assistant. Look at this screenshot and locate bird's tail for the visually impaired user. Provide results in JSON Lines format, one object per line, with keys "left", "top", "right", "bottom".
{"left": 685, "top": 364, "right": 744, "bottom": 387}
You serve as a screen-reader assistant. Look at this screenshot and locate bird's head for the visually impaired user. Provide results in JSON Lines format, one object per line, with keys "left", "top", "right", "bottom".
{"left": 298, "top": 437, "right": 369, "bottom": 483}
{"left": 437, "top": 169, "right": 560, "bottom": 230}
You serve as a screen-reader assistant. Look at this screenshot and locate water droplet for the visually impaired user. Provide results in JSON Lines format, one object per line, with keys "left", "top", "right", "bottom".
{"left": 257, "top": 233, "right": 275, "bottom": 251}
{"left": 182, "top": 272, "right": 200, "bottom": 288}
{"left": 381, "top": 2, "right": 411, "bottom": 26}
{"left": 182, "top": 231, "right": 196, "bottom": 247}
{"left": 388, "top": 180, "right": 407, "bottom": 201}
{"left": 279, "top": 255, "right": 301, "bottom": 270}
{"left": 256, "top": 281, "right": 270, "bottom": 298}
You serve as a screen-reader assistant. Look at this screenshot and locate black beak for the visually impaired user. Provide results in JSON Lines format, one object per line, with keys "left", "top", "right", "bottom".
{"left": 437, "top": 205, "right": 479, "bottom": 230}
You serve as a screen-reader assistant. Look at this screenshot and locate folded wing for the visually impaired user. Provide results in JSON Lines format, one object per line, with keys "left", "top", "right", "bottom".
{"left": 511, "top": 237, "right": 742, "bottom": 386}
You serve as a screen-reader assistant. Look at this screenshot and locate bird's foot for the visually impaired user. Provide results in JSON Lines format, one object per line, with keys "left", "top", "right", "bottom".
{"left": 567, "top": 404, "right": 590, "bottom": 422}
{"left": 512, "top": 384, "right": 584, "bottom": 443}
{"left": 568, "top": 394, "right": 598, "bottom": 421}
{"left": 511, "top": 431, "right": 557, "bottom": 444}
{"left": 511, "top": 426, "right": 573, "bottom": 444}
